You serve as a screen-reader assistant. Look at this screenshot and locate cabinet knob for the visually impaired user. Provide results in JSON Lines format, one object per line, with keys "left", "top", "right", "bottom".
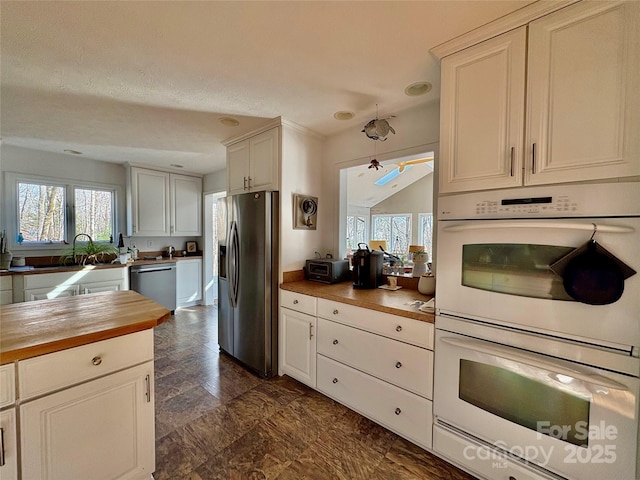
{"left": 333, "top": 309, "right": 339, "bottom": 315}
{"left": 332, "top": 378, "right": 339, "bottom": 384}
{"left": 395, "top": 325, "right": 403, "bottom": 332}
{"left": 395, "top": 408, "right": 402, "bottom": 415}
{"left": 395, "top": 361, "right": 402, "bottom": 369}
{"left": 92, "top": 356, "right": 102, "bottom": 366}
{"left": 293, "top": 299, "right": 299, "bottom": 304}
{"left": 333, "top": 339, "right": 339, "bottom": 345}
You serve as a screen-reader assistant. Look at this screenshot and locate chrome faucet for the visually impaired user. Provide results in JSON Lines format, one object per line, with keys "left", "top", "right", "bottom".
{"left": 72, "top": 233, "right": 93, "bottom": 264}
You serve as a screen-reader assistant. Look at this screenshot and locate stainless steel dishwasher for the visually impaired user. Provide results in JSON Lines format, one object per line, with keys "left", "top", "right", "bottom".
{"left": 130, "top": 263, "right": 177, "bottom": 313}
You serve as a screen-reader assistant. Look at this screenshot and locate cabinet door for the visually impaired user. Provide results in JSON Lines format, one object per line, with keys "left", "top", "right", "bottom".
{"left": 81, "top": 280, "right": 122, "bottom": 294}
{"left": 227, "top": 139, "right": 250, "bottom": 195}
{"left": 279, "top": 307, "right": 316, "bottom": 388}
{"left": 176, "top": 259, "right": 202, "bottom": 307}
{"left": 0, "top": 409, "right": 18, "bottom": 480}
{"left": 249, "top": 127, "right": 279, "bottom": 192}
{"left": 171, "top": 174, "right": 202, "bottom": 236}
{"left": 439, "top": 27, "right": 526, "bottom": 193}
{"left": 25, "top": 284, "right": 79, "bottom": 302}
{"left": 526, "top": 1, "right": 640, "bottom": 185}
{"left": 130, "top": 167, "right": 170, "bottom": 236}
{"left": 21, "top": 362, "right": 155, "bottom": 480}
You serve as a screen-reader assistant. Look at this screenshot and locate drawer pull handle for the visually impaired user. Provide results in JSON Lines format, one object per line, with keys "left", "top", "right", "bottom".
{"left": 333, "top": 339, "right": 339, "bottom": 345}
{"left": 395, "top": 361, "right": 402, "bottom": 369}
{"left": 395, "top": 408, "right": 402, "bottom": 415}
{"left": 92, "top": 356, "right": 102, "bottom": 366}
{"left": 0, "top": 427, "right": 5, "bottom": 467}
{"left": 293, "top": 299, "right": 299, "bottom": 304}
{"left": 395, "top": 325, "right": 402, "bottom": 332}
{"left": 333, "top": 309, "right": 339, "bottom": 315}
{"left": 332, "top": 378, "right": 339, "bottom": 384}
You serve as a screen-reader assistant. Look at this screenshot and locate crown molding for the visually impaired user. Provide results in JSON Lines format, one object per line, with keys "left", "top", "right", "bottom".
{"left": 430, "top": 0, "right": 579, "bottom": 59}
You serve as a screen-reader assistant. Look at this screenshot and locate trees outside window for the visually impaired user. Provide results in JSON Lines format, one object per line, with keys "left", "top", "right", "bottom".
{"left": 371, "top": 214, "right": 411, "bottom": 255}
{"left": 418, "top": 214, "right": 434, "bottom": 262}
{"left": 346, "top": 215, "right": 366, "bottom": 250}
{"left": 16, "top": 177, "right": 116, "bottom": 245}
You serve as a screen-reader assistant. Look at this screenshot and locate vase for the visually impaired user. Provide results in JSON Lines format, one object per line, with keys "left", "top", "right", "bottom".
{"left": 0, "top": 251, "right": 13, "bottom": 270}
{"left": 418, "top": 275, "right": 435, "bottom": 295}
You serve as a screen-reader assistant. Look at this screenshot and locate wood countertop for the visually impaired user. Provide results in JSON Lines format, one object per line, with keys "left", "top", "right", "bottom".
{"left": 0, "top": 290, "right": 171, "bottom": 364}
{"left": 280, "top": 280, "right": 435, "bottom": 323}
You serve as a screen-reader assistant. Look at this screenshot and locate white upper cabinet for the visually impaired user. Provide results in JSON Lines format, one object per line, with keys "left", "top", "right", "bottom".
{"left": 525, "top": 0, "right": 640, "bottom": 185}
{"left": 227, "top": 127, "right": 279, "bottom": 194}
{"left": 439, "top": 27, "right": 526, "bottom": 193}
{"left": 128, "top": 166, "right": 202, "bottom": 236}
{"left": 171, "top": 174, "right": 202, "bottom": 236}
{"left": 439, "top": 0, "right": 640, "bottom": 193}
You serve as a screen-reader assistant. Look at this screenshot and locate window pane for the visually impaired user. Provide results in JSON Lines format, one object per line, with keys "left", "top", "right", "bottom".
{"left": 18, "top": 182, "right": 65, "bottom": 243}
{"left": 419, "top": 214, "right": 434, "bottom": 262}
{"left": 75, "top": 188, "right": 113, "bottom": 241}
{"left": 372, "top": 214, "right": 411, "bottom": 255}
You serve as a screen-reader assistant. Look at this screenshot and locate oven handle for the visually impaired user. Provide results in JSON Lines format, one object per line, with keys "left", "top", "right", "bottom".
{"left": 442, "top": 221, "right": 634, "bottom": 234}
{"left": 440, "top": 336, "right": 629, "bottom": 390}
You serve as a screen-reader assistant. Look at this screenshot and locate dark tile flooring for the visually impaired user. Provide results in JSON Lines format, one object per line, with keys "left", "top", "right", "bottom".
{"left": 153, "top": 305, "right": 476, "bottom": 479}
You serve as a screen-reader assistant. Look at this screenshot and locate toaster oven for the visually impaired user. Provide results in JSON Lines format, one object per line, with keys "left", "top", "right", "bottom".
{"left": 305, "top": 258, "right": 350, "bottom": 284}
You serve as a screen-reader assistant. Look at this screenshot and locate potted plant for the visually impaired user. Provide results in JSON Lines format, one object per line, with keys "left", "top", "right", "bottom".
{"left": 0, "top": 230, "right": 12, "bottom": 270}
{"left": 59, "top": 235, "right": 118, "bottom": 266}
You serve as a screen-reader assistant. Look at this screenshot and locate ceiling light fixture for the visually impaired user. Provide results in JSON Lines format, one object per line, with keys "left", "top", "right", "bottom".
{"left": 219, "top": 117, "right": 240, "bottom": 127}
{"left": 333, "top": 111, "right": 355, "bottom": 121}
{"left": 404, "top": 82, "right": 432, "bottom": 97}
{"left": 362, "top": 105, "right": 395, "bottom": 142}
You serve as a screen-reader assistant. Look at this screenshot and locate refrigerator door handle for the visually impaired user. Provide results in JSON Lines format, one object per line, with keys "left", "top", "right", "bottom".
{"left": 229, "top": 220, "right": 240, "bottom": 308}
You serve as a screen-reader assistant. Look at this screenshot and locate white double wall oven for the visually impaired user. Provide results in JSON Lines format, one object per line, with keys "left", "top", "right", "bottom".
{"left": 433, "top": 183, "right": 640, "bottom": 480}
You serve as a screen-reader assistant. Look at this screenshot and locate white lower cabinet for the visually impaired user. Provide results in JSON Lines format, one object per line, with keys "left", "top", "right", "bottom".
{"left": 0, "top": 409, "right": 18, "bottom": 480}
{"left": 17, "top": 330, "right": 155, "bottom": 480}
{"left": 14, "top": 268, "right": 126, "bottom": 302}
{"left": 317, "top": 355, "right": 433, "bottom": 450}
{"left": 279, "top": 307, "right": 317, "bottom": 388}
{"left": 0, "top": 276, "right": 12, "bottom": 305}
{"left": 176, "top": 258, "right": 202, "bottom": 307}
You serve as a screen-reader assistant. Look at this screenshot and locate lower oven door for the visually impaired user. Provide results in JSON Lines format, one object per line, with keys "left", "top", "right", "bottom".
{"left": 433, "top": 328, "right": 639, "bottom": 480}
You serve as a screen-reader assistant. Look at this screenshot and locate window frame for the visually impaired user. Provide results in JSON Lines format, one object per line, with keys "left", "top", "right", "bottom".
{"left": 418, "top": 213, "right": 434, "bottom": 262}
{"left": 370, "top": 213, "right": 412, "bottom": 255}
{"left": 6, "top": 172, "right": 120, "bottom": 250}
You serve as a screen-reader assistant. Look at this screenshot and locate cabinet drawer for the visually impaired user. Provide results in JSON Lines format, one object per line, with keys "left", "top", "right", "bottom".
{"left": 0, "top": 364, "right": 16, "bottom": 408}
{"left": 280, "top": 289, "right": 317, "bottom": 316}
{"left": 317, "top": 298, "right": 434, "bottom": 349}
{"left": 19, "top": 329, "right": 154, "bottom": 400}
{"left": 317, "top": 354, "right": 432, "bottom": 450}
{"left": 317, "top": 318, "right": 432, "bottom": 399}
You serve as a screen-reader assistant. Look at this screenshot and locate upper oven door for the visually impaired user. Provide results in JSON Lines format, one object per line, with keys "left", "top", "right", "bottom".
{"left": 435, "top": 217, "right": 640, "bottom": 350}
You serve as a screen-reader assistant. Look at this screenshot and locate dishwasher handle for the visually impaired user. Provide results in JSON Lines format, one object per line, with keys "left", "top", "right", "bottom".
{"left": 131, "top": 267, "right": 175, "bottom": 274}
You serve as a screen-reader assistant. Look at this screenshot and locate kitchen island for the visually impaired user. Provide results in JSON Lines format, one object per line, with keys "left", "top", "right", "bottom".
{"left": 0, "top": 290, "right": 169, "bottom": 480}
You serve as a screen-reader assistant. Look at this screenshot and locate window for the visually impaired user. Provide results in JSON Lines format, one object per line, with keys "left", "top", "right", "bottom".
{"left": 346, "top": 215, "right": 366, "bottom": 250}
{"left": 13, "top": 175, "right": 116, "bottom": 246}
{"left": 418, "top": 214, "right": 434, "bottom": 262}
{"left": 371, "top": 214, "right": 411, "bottom": 255}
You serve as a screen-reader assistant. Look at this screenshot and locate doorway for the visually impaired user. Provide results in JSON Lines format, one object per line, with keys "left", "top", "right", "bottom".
{"left": 203, "top": 191, "right": 226, "bottom": 305}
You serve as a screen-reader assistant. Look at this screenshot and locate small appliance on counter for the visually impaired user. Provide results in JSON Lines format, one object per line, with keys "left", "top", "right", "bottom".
{"left": 305, "top": 258, "right": 350, "bottom": 284}
{"left": 352, "top": 243, "right": 384, "bottom": 289}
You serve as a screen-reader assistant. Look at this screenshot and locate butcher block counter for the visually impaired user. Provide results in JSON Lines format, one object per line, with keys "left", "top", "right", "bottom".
{"left": 280, "top": 279, "right": 434, "bottom": 323}
{"left": 0, "top": 290, "right": 170, "bottom": 364}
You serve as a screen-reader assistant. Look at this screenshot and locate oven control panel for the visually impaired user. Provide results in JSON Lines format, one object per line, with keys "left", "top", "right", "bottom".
{"left": 439, "top": 183, "right": 639, "bottom": 219}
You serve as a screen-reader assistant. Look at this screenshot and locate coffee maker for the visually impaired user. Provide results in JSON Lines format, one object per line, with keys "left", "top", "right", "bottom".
{"left": 352, "top": 243, "right": 384, "bottom": 289}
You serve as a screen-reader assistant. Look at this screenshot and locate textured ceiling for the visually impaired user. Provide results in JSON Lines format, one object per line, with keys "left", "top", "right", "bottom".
{"left": 1, "top": 1, "right": 534, "bottom": 175}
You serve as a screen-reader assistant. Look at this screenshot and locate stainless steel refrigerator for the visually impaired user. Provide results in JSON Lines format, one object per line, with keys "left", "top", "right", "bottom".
{"left": 217, "top": 191, "right": 279, "bottom": 378}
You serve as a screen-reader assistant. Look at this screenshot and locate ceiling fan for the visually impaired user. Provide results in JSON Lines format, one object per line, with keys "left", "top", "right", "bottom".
{"left": 374, "top": 157, "right": 434, "bottom": 186}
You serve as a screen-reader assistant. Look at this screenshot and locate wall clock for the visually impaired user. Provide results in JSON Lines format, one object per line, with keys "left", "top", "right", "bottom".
{"left": 293, "top": 194, "right": 318, "bottom": 230}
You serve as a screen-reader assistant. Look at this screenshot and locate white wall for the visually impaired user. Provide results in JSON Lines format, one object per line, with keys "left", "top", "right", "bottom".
{"left": 203, "top": 169, "right": 226, "bottom": 194}
{"left": 279, "top": 122, "right": 327, "bottom": 274}
{"left": 323, "top": 101, "right": 440, "bottom": 256}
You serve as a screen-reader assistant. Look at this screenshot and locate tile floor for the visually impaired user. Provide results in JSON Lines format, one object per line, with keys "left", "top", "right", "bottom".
{"left": 153, "top": 305, "right": 476, "bottom": 479}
